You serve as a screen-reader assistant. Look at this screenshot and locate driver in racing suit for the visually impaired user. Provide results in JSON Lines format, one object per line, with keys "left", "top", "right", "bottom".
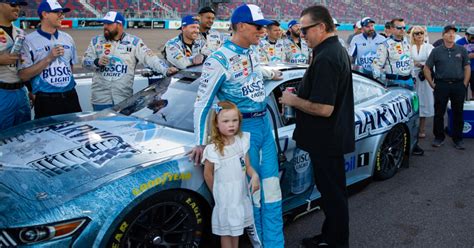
{"left": 189, "top": 4, "right": 284, "bottom": 247}
{"left": 82, "top": 11, "right": 177, "bottom": 111}
{"left": 372, "top": 18, "right": 414, "bottom": 88}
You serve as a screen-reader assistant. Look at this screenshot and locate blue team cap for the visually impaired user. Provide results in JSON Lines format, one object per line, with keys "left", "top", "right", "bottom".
{"left": 181, "top": 15, "right": 199, "bottom": 28}
{"left": 360, "top": 17, "right": 375, "bottom": 27}
{"left": 101, "top": 11, "right": 126, "bottom": 24}
{"left": 0, "top": 0, "right": 27, "bottom": 6}
{"left": 231, "top": 4, "right": 273, "bottom": 26}
{"left": 288, "top": 20, "right": 299, "bottom": 29}
{"left": 37, "top": 0, "right": 70, "bottom": 17}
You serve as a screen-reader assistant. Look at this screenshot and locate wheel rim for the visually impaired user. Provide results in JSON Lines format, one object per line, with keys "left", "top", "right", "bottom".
{"left": 121, "top": 202, "right": 197, "bottom": 248}
{"left": 379, "top": 126, "right": 406, "bottom": 174}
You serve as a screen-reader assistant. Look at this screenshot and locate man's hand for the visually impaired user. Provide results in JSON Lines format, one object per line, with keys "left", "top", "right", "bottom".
{"left": 28, "top": 92, "right": 35, "bottom": 108}
{"left": 192, "top": 54, "right": 205, "bottom": 65}
{"left": 48, "top": 45, "right": 64, "bottom": 60}
{"left": 187, "top": 145, "right": 205, "bottom": 166}
{"left": 271, "top": 70, "right": 283, "bottom": 80}
{"left": 279, "top": 89, "right": 298, "bottom": 107}
{"left": 166, "top": 66, "right": 179, "bottom": 76}
{"left": 0, "top": 53, "right": 20, "bottom": 65}
{"left": 98, "top": 56, "right": 110, "bottom": 66}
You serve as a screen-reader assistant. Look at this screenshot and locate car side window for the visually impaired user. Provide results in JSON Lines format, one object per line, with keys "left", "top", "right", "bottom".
{"left": 353, "top": 75, "right": 386, "bottom": 105}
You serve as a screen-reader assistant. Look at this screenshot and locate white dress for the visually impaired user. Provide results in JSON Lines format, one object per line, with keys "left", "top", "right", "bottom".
{"left": 411, "top": 43, "right": 435, "bottom": 117}
{"left": 202, "top": 132, "right": 254, "bottom": 236}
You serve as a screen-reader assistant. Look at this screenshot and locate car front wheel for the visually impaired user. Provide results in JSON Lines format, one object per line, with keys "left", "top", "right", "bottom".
{"left": 106, "top": 190, "right": 207, "bottom": 248}
{"left": 374, "top": 124, "right": 408, "bottom": 180}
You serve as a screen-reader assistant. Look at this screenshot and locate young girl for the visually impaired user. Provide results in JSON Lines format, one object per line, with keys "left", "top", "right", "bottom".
{"left": 202, "top": 101, "right": 260, "bottom": 248}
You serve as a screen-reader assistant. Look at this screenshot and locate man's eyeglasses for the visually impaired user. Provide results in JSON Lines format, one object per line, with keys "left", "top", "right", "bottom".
{"left": 395, "top": 26, "right": 406, "bottom": 30}
{"left": 301, "top": 22, "right": 321, "bottom": 35}
{"left": 9, "top": 3, "right": 19, "bottom": 7}
{"left": 245, "top": 23, "right": 264, "bottom": 31}
{"left": 413, "top": 31, "right": 424, "bottom": 36}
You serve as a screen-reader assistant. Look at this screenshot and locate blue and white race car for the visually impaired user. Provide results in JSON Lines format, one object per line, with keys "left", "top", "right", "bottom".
{"left": 0, "top": 64, "right": 419, "bottom": 247}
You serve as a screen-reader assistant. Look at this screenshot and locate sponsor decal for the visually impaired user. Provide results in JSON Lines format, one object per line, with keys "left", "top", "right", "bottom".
{"left": 354, "top": 95, "right": 413, "bottom": 140}
{"left": 345, "top": 152, "right": 370, "bottom": 172}
{"left": 104, "top": 44, "right": 112, "bottom": 49}
{"left": 291, "top": 149, "right": 312, "bottom": 194}
{"left": 41, "top": 60, "right": 72, "bottom": 87}
{"left": 241, "top": 74, "right": 265, "bottom": 102}
{"left": 104, "top": 49, "right": 111, "bottom": 55}
{"left": 132, "top": 172, "right": 192, "bottom": 196}
{"left": 0, "top": 36, "right": 6, "bottom": 43}
{"left": 359, "top": 51, "right": 377, "bottom": 70}
{"left": 395, "top": 54, "right": 411, "bottom": 74}
{"left": 120, "top": 41, "right": 130, "bottom": 45}
{"left": 63, "top": 45, "right": 70, "bottom": 49}
{"left": 100, "top": 57, "right": 128, "bottom": 80}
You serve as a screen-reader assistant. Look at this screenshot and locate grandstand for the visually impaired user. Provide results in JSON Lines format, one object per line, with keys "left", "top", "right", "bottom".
{"left": 21, "top": 0, "right": 474, "bottom": 27}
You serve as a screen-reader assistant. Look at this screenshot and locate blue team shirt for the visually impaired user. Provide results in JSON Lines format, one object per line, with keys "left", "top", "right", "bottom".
{"left": 349, "top": 33, "right": 386, "bottom": 73}
{"left": 20, "top": 28, "right": 78, "bottom": 93}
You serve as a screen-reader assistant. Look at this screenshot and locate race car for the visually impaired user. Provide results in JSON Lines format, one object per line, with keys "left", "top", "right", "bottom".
{"left": 0, "top": 64, "right": 419, "bottom": 247}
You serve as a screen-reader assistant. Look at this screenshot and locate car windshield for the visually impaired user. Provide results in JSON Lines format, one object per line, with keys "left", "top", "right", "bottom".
{"left": 112, "top": 72, "right": 200, "bottom": 132}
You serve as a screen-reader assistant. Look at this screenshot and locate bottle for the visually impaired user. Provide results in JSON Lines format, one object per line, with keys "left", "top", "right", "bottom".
{"left": 283, "top": 87, "right": 296, "bottom": 119}
{"left": 10, "top": 34, "right": 25, "bottom": 54}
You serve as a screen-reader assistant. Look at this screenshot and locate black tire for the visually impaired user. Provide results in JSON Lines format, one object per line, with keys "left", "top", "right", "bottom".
{"left": 106, "top": 190, "right": 208, "bottom": 248}
{"left": 374, "top": 125, "right": 408, "bottom": 180}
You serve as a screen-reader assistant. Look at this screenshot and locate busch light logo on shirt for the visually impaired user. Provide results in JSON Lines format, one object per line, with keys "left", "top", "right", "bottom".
{"left": 241, "top": 73, "right": 265, "bottom": 102}
{"left": 41, "top": 59, "right": 72, "bottom": 87}
{"left": 100, "top": 56, "right": 128, "bottom": 80}
{"left": 358, "top": 52, "right": 377, "bottom": 71}
{"left": 396, "top": 54, "right": 411, "bottom": 74}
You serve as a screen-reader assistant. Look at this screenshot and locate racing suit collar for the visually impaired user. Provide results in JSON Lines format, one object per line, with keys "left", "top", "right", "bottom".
{"left": 179, "top": 33, "right": 195, "bottom": 47}
{"left": 224, "top": 40, "right": 250, "bottom": 54}
{"left": 391, "top": 35, "right": 404, "bottom": 42}
{"left": 37, "top": 27, "right": 59, "bottom": 40}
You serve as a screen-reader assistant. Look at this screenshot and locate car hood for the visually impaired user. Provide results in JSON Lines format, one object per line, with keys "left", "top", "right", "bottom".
{"left": 0, "top": 112, "right": 193, "bottom": 217}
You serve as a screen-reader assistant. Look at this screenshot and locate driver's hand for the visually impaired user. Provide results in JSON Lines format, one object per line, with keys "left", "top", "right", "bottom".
{"left": 187, "top": 145, "right": 205, "bottom": 166}
{"left": 192, "top": 54, "right": 205, "bottom": 65}
{"left": 272, "top": 70, "right": 283, "bottom": 80}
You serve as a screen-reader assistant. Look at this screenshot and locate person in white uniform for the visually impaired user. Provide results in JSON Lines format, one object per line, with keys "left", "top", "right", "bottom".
{"left": 202, "top": 101, "right": 260, "bottom": 248}
{"left": 410, "top": 25, "right": 434, "bottom": 138}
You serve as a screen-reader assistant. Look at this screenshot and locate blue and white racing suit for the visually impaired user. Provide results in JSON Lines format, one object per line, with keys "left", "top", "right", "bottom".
{"left": 372, "top": 37, "right": 414, "bottom": 89}
{"left": 199, "top": 29, "right": 224, "bottom": 56}
{"left": 164, "top": 34, "right": 205, "bottom": 69}
{"left": 82, "top": 33, "right": 169, "bottom": 107}
{"left": 349, "top": 33, "right": 386, "bottom": 76}
{"left": 0, "top": 25, "right": 30, "bottom": 130}
{"left": 284, "top": 36, "right": 310, "bottom": 64}
{"left": 258, "top": 37, "right": 286, "bottom": 63}
{"left": 194, "top": 40, "right": 284, "bottom": 247}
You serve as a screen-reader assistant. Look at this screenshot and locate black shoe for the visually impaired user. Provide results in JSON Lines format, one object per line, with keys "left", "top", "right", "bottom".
{"left": 412, "top": 145, "right": 424, "bottom": 156}
{"left": 432, "top": 139, "right": 444, "bottom": 147}
{"left": 453, "top": 141, "right": 465, "bottom": 150}
{"left": 302, "top": 234, "right": 325, "bottom": 247}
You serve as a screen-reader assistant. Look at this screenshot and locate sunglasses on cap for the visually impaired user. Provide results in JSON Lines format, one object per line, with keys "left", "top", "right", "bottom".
{"left": 245, "top": 23, "right": 264, "bottom": 31}
{"left": 301, "top": 22, "right": 321, "bottom": 35}
{"left": 413, "top": 31, "right": 424, "bottom": 36}
{"left": 395, "top": 26, "right": 406, "bottom": 30}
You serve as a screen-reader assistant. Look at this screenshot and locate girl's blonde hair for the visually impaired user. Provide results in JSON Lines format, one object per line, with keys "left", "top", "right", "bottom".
{"left": 209, "top": 101, "right": 243, "bottom": 155}
{"left": 410, "top": 25, "right": 428, "bottom": 45}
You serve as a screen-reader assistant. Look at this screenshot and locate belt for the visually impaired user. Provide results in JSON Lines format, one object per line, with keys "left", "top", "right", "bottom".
{"left": 436, "top": 79, "right": 463, "bottom": 84}
{"left": 385, "top": 74, "right": 411, "bottom": 80}
{"left": 0, "top": 82, "right": 24, "bottom": 90}
{"left": 242, "top": 110, "right": 266, "bottom": 119}
{"left": 36, "top": 89, "right": 76, "bottom": 98}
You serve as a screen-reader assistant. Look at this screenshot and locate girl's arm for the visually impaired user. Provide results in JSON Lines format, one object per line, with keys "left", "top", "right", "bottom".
{"left": 203, "top": 159, "right": 214, "bottom": 192}
{"left": 245, "top": 154, "right": 260, "bottom": 193}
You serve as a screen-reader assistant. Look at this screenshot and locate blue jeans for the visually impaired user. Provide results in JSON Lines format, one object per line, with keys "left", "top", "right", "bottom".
{"left": 0, "top": 87, "right": 31, "bottom": 130}
{"left": 92, "top": 103, "right": 114, "bottom": 111}
{"left": 241, "top": 114, "right": 284, "bottom": 247}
